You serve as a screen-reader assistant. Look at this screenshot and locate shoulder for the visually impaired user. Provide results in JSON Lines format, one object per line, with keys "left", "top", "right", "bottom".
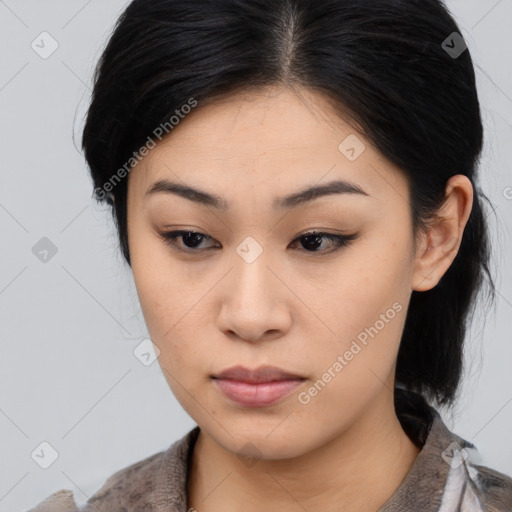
{"left": 27, "top": 426, "right": 199, "bottom": 512}
{"left": 392, "top": 388, "right": 512, "bottom": 512}
{"left": 84, "top": 449, "right": 167, "bottom": 509}
{"left": 468, "top": 462, "right": 512, "bottom": 512}
{"left": 427, "top": 411, "right": 512, "bottom": 512}
{"left": 26, "top": 450, "right": 166, "bottom": 512}
{"left": 26, "top": 489, "right": 80, "bottom": 512}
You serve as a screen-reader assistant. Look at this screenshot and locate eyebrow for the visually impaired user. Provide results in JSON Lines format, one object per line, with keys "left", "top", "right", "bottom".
{"left": 145, "top": 178, "right": 370, "bottom": 211}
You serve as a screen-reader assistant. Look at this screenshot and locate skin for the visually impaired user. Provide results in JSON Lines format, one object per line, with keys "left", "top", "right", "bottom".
{"left": 125, "top": 84, "right": 473, "bottom": 512}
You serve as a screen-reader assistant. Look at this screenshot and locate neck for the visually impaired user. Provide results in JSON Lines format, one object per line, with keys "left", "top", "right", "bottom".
{"left": 187, "top": 387, "right": 421, "bottom": 512}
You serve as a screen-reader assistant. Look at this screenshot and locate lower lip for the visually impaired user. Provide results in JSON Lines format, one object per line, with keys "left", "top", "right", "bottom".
{"left": 213, "top": 378, "right": 305, "bottom": 407}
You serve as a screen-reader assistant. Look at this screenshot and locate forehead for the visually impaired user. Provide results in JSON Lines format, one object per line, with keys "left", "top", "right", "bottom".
{"left": 127, "top": 85, "right": 409, "bottom": 208}
{"left": 153, "top": 85, "right": 353, "bottom": 153}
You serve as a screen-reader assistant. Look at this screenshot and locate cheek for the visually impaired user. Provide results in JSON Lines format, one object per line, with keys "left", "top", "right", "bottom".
{"left": 130, "top": 247, "right": 210, "bottom": 379}
{"left": 303, "top": 233, "right": 412, "bottom": 384}
{"left": 298, "top": 301, "right": 408, "bottom": 426}
{"left": 130, "top": 228, "right": 180, "bottom": 323}
{"left": 306, "top": 230, "right": 412, "bottom": 334}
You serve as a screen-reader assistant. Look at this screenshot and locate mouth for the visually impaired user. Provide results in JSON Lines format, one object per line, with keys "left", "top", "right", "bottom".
{"left": 211, "top": 365, "right": 306, "bottom": 407}
{"left": 211, "top": 364, "right": 306, "bottom": 383}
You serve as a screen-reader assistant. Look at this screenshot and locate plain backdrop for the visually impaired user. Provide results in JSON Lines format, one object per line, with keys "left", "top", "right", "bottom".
{"left": 0, "top": 1, "right": 511, "bottom": 510}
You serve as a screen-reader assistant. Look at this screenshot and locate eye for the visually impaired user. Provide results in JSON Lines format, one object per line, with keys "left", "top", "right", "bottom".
{"left": 159, "top": 230, "right": 219, "bottom": 252}
{"left": 289, "top": 230, "right": 358, "bottom": 254}
{"left": 159, "top": 230, "right": 357, "bottom": 255}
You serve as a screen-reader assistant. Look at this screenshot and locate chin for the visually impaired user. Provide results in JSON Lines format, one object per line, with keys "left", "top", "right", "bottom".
{"left": 204, "top": 418, "right": 314, "bottom": 461}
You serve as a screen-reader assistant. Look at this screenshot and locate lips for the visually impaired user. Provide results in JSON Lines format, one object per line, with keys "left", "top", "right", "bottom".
{"left": 211, "top": 365, "right": 306, "bottom": 407}
{"left": 211, "top": 365, "right": 305, "bottom": 383}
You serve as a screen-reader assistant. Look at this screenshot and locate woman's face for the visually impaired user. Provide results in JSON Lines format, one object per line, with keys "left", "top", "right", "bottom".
{"left": 126, "top": 85, "right": 424, "bottom": 459}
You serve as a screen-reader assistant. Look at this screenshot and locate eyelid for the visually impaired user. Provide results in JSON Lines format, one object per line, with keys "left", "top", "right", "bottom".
{"left": 158, "top": 229, "right": 358, "bottom": 255}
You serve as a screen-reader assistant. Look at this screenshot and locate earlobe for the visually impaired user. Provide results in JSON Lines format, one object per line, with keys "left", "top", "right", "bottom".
{"left": 411, "top": 175, "right": 473, "bottom": 292}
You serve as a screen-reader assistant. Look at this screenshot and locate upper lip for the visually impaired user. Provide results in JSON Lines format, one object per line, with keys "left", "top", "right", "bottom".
{"left": 212, "top": 365, "right": 305, "bottom": 383}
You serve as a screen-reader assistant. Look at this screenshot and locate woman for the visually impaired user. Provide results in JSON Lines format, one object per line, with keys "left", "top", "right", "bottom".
{"left": 29, "top": 0, "right": 512, "bottom": 511}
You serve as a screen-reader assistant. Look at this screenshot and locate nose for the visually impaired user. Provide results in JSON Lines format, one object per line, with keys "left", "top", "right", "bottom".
{"left": 217, "top": 248, "right": 292, "bottom": 343}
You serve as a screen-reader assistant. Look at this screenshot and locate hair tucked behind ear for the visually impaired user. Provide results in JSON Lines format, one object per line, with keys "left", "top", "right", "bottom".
{"left": 82, "top": 0, "right": 497, "bottom": 408}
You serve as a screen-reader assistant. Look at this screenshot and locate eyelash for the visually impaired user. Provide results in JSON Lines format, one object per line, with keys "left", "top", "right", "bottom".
{"left": 159, "top": 229, "right": 358, "bottom": 256}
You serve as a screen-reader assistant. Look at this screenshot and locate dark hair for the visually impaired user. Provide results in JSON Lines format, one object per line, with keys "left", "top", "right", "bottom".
{"left": 81, "top": 0, "right": 496, "bottom": 408}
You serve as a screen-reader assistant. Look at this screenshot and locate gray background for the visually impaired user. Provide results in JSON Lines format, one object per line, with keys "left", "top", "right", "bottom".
{"left": 0, "top": 1, "right": 510, "bottom": 510}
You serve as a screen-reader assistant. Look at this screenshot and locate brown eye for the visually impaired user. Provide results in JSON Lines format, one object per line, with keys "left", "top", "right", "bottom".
{"left": 159, "top": 229, "right": 358, "bottom": 256}
{"left": 289, "top": 231, "right": 358, "bottom": 254}
{"left": 160, "top": 230, "right": 218, "bottom": 252}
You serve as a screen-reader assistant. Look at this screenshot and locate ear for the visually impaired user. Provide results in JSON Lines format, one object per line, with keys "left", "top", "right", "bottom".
{"left": 412, "top": 175, "right": 474, "bottom": 292}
